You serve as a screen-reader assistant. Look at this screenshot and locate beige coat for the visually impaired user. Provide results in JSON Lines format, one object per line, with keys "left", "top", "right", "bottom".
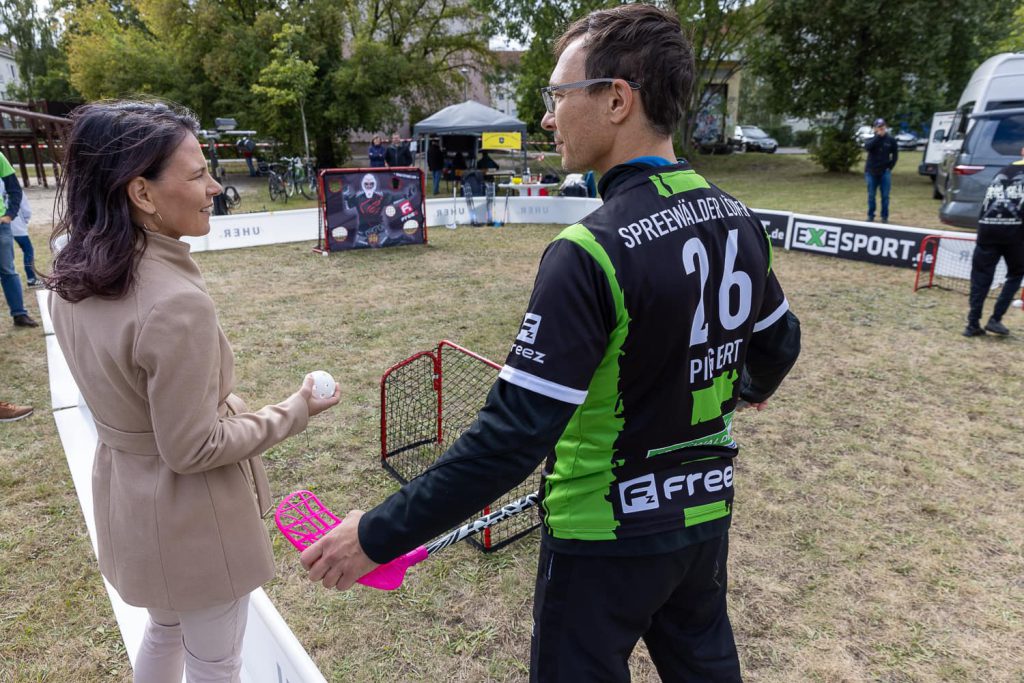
{"left": 50, "top": 232, "right": 308, "bottom": 611}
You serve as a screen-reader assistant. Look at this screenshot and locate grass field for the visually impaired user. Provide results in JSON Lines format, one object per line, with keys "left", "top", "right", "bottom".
{"left": 2, "top": 153, "right": 1021, "bottom": 682}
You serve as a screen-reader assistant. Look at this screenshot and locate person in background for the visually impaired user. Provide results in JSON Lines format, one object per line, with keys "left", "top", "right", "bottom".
{"left": 237, "top": 136, "right": 257, "bottom": 177}
{"left": 0, "top": 399, "right": 33, "bottom": 422}
{"left": 864, "top": 117, "right": 898, "bottom": 223}
{"left": 0, "top": 152, "right": 36, "bottom": 327}
{"left": 964, "top": 145, "right": 1024, "bottom": 337}
{"left": 301, "top": 6, "right": 800, "bottom": 681}
{"left": 427, "top": 137, "right": 444, "bottom": 195}
{"left": 385, "top": 133, "right": 413, "bottom": 167}
{"left": 368, "top": 135, "right": 387, "bottom": 168}
{"left": 46, "top": 100, "right": 339, "bottom": 682}
{"left": 477, "top": 150, "right": 500, "bottom": 172}
{"left": 6, "top": 191, "right": 37, "bottom": 286}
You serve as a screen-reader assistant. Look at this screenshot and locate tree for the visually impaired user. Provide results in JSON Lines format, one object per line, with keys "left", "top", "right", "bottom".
{"left": 0, "top": 0, "right": 77, "bottom": 101}
{"left": 252, "top": 24, "right": 317, "bottom": 162}
{"left": 996, "top": 4, "right": 1024, "bottom": 52}
{"left": 749, "top": 0, "right": 1018, "bottom": 171}
{"left": 484, "top": 0, "right": 770, "bottom": 150}
{"left": 60, "top": 0, "right": 490, "bottom": 166}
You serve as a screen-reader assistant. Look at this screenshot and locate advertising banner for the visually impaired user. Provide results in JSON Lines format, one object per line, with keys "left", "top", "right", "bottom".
{"left": 786, "top": 214, "right": 939, "bottom": 268}
{"left": 319, "top": 168, "right": 427, "bottom": 251}
{"left": 482, "top": 132, "right": 522, "bottom": 150}
{"left": 751, "top": 209, "right": 791, "bottom": 248}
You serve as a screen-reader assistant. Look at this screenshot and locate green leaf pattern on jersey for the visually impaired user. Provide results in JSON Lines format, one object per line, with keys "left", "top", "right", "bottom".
{"left": 543, "top": 224, "right": 631, "bottom": 540}
{"left": 691, "top": 369, "right": 738, "bottom": 425}
{"left": 649, "top": 169, "right": 710, "bottom": 198}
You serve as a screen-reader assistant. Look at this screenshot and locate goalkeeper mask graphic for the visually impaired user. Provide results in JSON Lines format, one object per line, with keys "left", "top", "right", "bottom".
{"left": 361, "top": 173, "right": 378, "bottom": 198}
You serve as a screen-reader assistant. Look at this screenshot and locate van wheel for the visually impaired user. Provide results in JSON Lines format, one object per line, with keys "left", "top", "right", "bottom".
{"left": 932, "top": 177, "right": 942, "bottom": 200}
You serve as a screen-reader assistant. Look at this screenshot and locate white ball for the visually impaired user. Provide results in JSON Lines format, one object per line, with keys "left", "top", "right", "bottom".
{"left": 310, "top": 371, "right": 336, "bottom": 400}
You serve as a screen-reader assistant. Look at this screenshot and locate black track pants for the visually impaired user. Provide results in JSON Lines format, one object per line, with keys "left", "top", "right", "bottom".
{"left": 530, "top": 534, "right": 742, "bottom": 683}
{"left": 968, "top": 239, "right": 1024, "bottom": 325}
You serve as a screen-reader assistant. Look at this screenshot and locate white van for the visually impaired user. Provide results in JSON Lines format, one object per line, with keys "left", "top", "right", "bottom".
{"left": 919, "top": 110, "right": 955, "bottom": 193}
{"left": 934, "top": 52, "right": 1024, "bottom": 198}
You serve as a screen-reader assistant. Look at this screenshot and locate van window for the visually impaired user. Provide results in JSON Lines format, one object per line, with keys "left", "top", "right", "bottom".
{"left": 951, "top": 103, "right": 974, "bottom": 141}
{"left": 989, "top": 114, "right": 1024, "bottom": 156}
{"left": 986, "top": 100, "right": 1024, "bottom": 111}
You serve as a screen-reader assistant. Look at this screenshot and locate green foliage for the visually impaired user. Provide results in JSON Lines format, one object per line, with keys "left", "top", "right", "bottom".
{"left": 995, "top": 4, "right": 1024, "bottom": 52}
{"left": 59, "top": 0, "right": 489, "bottom": 165}
{"left": 487, "top": 0, "right": 771, "bottom": 150}
{"left": 808, "top": 128, "right": 862, "bottom": 173}
{"left": 794, "top": 129, "right": 817, "bottom": 148}
{"left": 749, "top": 0, "right": 1019, "bottom": 172}
{"left": 764, "top": 124, "right": 793, "bottom": 146}
{"left": 0, "top": 0, "right": 78, "bottom": 101}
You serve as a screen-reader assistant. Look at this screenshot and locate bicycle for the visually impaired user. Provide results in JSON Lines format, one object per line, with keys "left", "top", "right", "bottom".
{"left": 287, "top": 156, "right": 318, "bottom": 200}
{"left": 213, "top": 165, "right": 241, "bottom": 213}
{"left": 267, "top": 161, "right": 291, "bottom": 203}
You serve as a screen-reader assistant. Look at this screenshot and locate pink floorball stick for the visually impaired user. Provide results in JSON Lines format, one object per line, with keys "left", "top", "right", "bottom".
{"left": 275, "top": 489, "right": 538, "bottom": 591}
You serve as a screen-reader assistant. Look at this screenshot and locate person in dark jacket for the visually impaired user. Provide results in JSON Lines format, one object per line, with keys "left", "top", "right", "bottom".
{"left": 302, "top": 6, "right": 800, "bottom": 681}
{"left": 964, "top": 146, "right": 1024, "bottom": 337}
{"left": 864, "top": 118, "right": 899, "bottom": 223}
{"left": 367, "top": 136, "right": 386, "bottom": 168}
{"left": 427, "top": 137, "right": 444, "bottom": 194}
{"left": 385, "top": 133, "right": 413, "bottom": 167}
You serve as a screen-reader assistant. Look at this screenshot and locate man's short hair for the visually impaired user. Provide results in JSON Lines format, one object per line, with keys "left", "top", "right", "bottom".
{"left": 554, "top": 4, "right": 692, "bottom": 137}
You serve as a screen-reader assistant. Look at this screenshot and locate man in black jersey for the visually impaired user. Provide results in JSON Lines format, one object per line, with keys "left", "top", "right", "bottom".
{"left": 964, "top": 146, "right": 1024, "bottom": 337}
{"left": 303, "top": 6, "right": 800, "bottom": 680}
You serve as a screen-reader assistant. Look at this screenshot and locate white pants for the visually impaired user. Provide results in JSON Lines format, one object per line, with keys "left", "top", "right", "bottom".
{"left": 134, "top": 594, "right": 249, "bottom": 683}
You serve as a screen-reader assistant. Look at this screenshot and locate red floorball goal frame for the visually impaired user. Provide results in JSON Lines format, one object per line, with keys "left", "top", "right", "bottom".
{"left": 379, "top": 340, "right": 541, "bottom": 552}
{"left": 914, "top": 234, "right": 1020, "bottom": 304}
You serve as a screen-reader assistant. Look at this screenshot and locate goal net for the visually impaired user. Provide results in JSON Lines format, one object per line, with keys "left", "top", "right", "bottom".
{"left": 913, "top": 234, "right": 1013, "bottom": 298}
{"left": 380, "top": 340, "right": 542, "bottom": 552}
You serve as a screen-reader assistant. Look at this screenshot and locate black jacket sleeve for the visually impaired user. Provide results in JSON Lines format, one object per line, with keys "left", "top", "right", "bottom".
{"left": 739, "top": 309, "right": 801, "bottom": 403}
{"left": 889, "top": 141, "right": 899, "bottom": 170}
{"left": 358, "top": 379, "right": 577, "bottom": 564}
{"left": 3, "top": 173, "right": 22, "bottom": 220}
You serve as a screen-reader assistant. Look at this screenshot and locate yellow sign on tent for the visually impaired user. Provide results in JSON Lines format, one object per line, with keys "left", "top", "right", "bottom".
{"left": 482, "top": 132, "right": 522, "bottom": 150}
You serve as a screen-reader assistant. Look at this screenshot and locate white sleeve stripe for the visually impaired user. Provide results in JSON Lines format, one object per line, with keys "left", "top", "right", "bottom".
{"left": 498, "top": 365, "right": 588, "bottom": 405}
{"left": 753, "top": 298, "right": 789, "bottom": 333}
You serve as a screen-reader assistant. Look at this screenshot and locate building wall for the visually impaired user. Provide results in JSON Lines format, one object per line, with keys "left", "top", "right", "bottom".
{"left": 0, "top": 46, "right": 21, "bottom": 99}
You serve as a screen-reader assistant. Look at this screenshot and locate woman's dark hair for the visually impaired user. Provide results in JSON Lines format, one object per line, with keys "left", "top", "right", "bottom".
{"left": 46, "top": 100, "right": 200, "bottom": 302}
{"left": 555, "top": 4, "right": 693, "bottom": 137}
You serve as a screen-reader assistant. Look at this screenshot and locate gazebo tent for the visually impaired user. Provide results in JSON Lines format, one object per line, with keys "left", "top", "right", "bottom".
{"left": 413, "top": 100, "right": 528, "bottom": 173}
{"left": 412, "top": 100, "right": 527, "bottom": 137}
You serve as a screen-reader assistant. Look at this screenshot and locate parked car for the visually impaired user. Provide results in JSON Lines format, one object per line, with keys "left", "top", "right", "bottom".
{"left": 894, "top": 131, "right": 920, "bottom": 149}
{"left": 934, "top": 53, "right": 1024, "bottom": 200}
{"left": 939, "top": 107, "right": 1024, "bottom": 229}
{"left": 730, "top": 125, "right": 778, "bottom": 153}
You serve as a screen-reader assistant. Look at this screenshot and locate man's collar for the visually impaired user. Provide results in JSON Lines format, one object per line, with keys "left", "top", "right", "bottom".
{"left": 597, "top": 157, "right": 690, "bottom": 200}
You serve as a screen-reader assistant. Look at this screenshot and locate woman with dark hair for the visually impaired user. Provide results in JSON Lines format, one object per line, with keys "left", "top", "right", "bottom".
{"left": 368, "top": 134, "right": 386, "bottom": 167}
{"left": 46, "top": 100, "right": 340, "bottom": 682}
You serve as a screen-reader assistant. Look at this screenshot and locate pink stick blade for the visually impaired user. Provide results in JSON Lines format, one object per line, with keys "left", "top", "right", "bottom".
{"left": 275, "top": 490, "right": 429, "bottom": 591}
{"left": 356, "top": 546, "right": 429, "bottom": 591}
{"left": 275, "top": 490, "right": 342, "bottom": 551}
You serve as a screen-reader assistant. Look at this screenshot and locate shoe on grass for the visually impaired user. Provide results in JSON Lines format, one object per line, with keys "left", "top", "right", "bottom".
{"left": 0, "top": 401, "right": 33, "bottom": 422}
{"left": 984, "top": 319, "right": 1010, "bottom": 336}
{"left": 13, "top": 314, "right": 38, "bottom": 328}
{"left": 962, "top": 324, "right": 986, "bottom": 337}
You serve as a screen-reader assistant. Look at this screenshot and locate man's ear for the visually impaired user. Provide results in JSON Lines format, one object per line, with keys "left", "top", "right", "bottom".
{"left": 126, "top": 177, "right": 156, "bottom": 215}
{"left": 607, "top": 80, "right": 637, "bottom": 125}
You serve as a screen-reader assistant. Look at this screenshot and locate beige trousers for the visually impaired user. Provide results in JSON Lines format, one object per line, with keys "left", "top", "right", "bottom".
{"left": 133, "top": 594, "right": 250, "bottom": 683}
